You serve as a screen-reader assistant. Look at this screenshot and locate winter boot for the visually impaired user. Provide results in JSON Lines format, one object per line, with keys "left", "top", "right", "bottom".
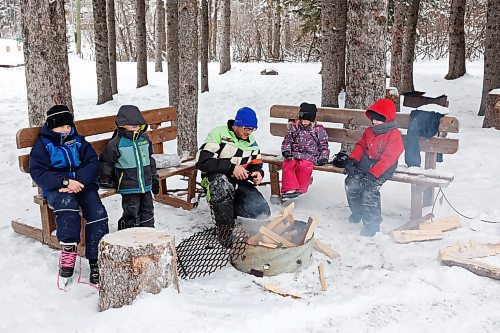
{"left": 89, "top": 259, "right": 99, "bottom": 285}
{"left": 59, "top": 242, "right": 77, "bottom": 278}
{"left": 348, "top": 213, "right": 362, "bottom": 224}
{"left": 216, "top": 224, "right": 234, "bottom": 249}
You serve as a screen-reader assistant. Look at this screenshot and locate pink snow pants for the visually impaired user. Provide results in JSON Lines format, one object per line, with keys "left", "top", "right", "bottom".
{"left": 281, "top": 159, "right": 315, "bottom": 193}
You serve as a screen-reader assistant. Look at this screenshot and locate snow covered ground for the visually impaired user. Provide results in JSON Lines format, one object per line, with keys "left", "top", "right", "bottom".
{"left": 0, "top": 58, "right": 499, "bottom": 333}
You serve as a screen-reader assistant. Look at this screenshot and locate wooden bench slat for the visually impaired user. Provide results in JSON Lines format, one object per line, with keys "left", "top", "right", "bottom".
{"left": 16, "top": 107, "right": 177, "bottom": 149}
{"left": 270, "top": 123, "right": 459, "bottom": 154}
{"left": 270, "top": 105, "right": 460, "bottom": 133}
{"left": 18, "top": 126, "right": 178, "bottom": 173}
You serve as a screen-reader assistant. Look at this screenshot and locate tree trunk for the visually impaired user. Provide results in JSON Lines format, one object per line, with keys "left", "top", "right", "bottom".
{"left": 136, "top": 0, "right": 148, "bottom": 88}
{"left": 344, "top": 0, "right": 387, "bottom": 152}
{"left": 445, "top": 0, "right": 466, "bottom": 80}
{"left": 219, "top": 0, "right": 231, "bottom": 74}
{"left": 76, "top": 0, "right": 82, "bottom": 55}
{"left": 92, "top": 0, "right": 113, "bottom": 105}
{"left": 390, "top": 0, "right": 405, "bottom": 92}
{"left": 483, "top": 92, "right": 500, "bottom": 129}
{"left": 98, "top": 228, "right": 180, "bottom": 311}
{"left": 201, "top": 0, "right": 209, "bottom": 92}
{"left": 107, "top": 0, "right": 118, "bottom": 94}
{"left": 401, "top": 0, "right": 420, "bottom": 94}
{"left": 479, "top": 0, "right": 500, "bottom": 116}
{"left": 211, "top": 0, "right": 219, "bottom": 61}
{"left": 166, "top": 0, "right": 180, "bottom": 108}
{"left": 256, "top": 28, "right": 262, "bottom": 61}
{"left": 321, "top": 0, "right": 347, "bottom": 108}
{"left": 273, "top": 0, "right": 281, "bottom": 60}
{"left": 283, "top": 4, "right": 291, "bottom": 50}
{"left": 177, "top": 0, "right": 199, "bottom": 156}
{"left": 20, "top": 0, "right": 73, "bottom": 126}
{"left": 267, "top": 0, "right": 273, "bottom": 60}
{"left": 155, "top": 0, "right": 166, "bottom": 72}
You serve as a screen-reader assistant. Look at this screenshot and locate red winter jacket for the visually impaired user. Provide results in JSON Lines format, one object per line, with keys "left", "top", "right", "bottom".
{"left": 349, "top": 99, "right": 404, "bottom": 178}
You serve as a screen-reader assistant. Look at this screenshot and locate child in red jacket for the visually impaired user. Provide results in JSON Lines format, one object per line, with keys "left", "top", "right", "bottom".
{"left": 343, "top": 99, "right": 404, "bottom": 236}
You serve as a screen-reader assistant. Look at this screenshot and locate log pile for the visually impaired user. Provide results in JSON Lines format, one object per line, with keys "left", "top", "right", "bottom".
{"left": 391, "top": 214, "right": 461, "bottom": 244}
{"left": 246, "top": 203, "right": 318, "bottom": 248}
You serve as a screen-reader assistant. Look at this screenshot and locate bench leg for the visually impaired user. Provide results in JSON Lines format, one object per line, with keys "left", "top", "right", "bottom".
{"left": 186, "top": 169, "right": 197, "bottom": 205}
{"left": 410, "top": 184, "right": 424, "bottom": 220}
{"left": 423, "top": 153, "right": 437, "bottom": 207}
{"left": 269, "top": 163, "right": 281, "bottom": 197}
{"left": 40, "top": 203, "right": 56, "bottom": 245}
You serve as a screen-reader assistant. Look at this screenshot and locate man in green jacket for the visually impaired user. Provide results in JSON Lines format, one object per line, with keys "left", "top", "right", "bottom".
{"left": 196, "top": 107, "right": 271, "bottom": 246}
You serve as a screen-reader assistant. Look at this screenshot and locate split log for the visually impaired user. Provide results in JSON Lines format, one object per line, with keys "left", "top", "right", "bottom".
{"left": 300, "top": 216, "right": 319, "bottom": 244}
{"left": 259, "top": 226, "right": 295, "bottom": 248}
{"left": 253, "top": 281, "right": 301, "bottom": 299}
{"left": 438, "top": 242, "right": 500, "bottom": 280}
{"left": 98, "top": 228, "right": 179, "bottom": 311}
{"left": 419, "top": 215, "right": 461, "bottom": 231}
{"left": 247, "top": 202, "right": 295, "bottom": 246}
{"left": 313, "top": 239, "right": 341, "bottom": 259}
{"left": 318, "top": 263, "right": 327, "bottom": 291}
{"left": 391, "top": 229, "right": 444, "bottom": 244}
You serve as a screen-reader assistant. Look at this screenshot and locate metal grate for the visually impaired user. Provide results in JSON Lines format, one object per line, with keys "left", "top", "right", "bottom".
{"left": 176, "top": 225, "right": 249, "bottom": 279}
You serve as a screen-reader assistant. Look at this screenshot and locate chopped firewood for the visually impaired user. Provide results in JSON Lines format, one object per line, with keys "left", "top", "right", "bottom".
{"left": 438, "top": 241, "right": 500, "bottom": 280}
{"left": 258, "top": 241, "right": 278, "bottom": 249}
{"left": 246, "top": 233, "right": 261, "bottom": 246}
{"left": 391, "top": 229, "right": 444, "bottom": 243}
{"left": 419, "top": 215, "right": 461, "bottom": 232}
{"left": 314, "top": 239, "right": 341, "bottom": 259}
{"left": 300, "top": 215, "right": 319, "bottom": 244}
{"left": 392, "top": 213, "right": 435, "bottom": 231}
{"left": 253, "top": 281, "right": 302, "bottom": 299}
{"left": 248, "top": 203, "right": 296, "bottom": 246}
{"left": 272, "top": 214, "right": 295, "bottom": 235}
{"left": 259, "top": 226, "right": 295, "bottom": 248}
{"left": 318, "top": 263, "right": 327, "bottom": 291}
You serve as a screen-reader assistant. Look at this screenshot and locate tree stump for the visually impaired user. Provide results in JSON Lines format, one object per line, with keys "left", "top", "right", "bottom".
{"left": 98, "top": 228, "right": 180, "bottom": 311}
{"left": 483, "top": 90, "right": 500, "bottom": 129}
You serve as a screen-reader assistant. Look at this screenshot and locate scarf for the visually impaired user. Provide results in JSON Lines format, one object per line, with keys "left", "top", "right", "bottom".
{"left": 372, "top": 120, "right": 397, "bottom": 135}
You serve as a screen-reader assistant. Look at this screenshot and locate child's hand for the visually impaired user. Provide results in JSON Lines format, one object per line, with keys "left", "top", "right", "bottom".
{"left": 232, "top": 165, "right": 249, "bottom": 180}
{"left": 282, "top": 151, "right": 294, "bottom": 160}
{"left": 60, "top": 179, "right": 84, "bottom": 193}
{"left": 152, "top": 177, "right": 160, "bottom": 195}
{"left": 316, "top": 158, "right": 328, "bottom": 166}
{"left": 249, "top": 171, "right": 263, "bottom": 185}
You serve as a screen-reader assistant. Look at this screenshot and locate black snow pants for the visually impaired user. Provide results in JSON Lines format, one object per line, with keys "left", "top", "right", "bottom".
{"left": 345, "top": 172, "right": 386, "bottom": 228}
{"left": 118, "top": 191, "right": 155, "bottom": 230}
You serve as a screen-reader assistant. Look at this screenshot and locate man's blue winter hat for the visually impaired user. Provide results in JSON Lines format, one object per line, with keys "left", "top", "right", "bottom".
{"left": 234, "top": 107, "right": 258, "bottom": 129}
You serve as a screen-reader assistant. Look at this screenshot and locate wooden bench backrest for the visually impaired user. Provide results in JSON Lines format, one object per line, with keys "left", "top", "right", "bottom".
{"left": 17, "top": 107, "right": 177, "bottom": 173}
{"left": 269, "top": 105, "right": 460, "bottom": 154}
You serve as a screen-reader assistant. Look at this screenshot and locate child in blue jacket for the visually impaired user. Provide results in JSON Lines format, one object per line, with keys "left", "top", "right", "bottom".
{"left": 29, "top": 105, "right": 109, "bottom": 286}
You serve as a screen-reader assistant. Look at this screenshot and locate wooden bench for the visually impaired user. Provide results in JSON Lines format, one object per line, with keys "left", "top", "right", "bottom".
{"left": 12, "top": 107, "right": 198, "bottom": 254}
{"left": 263, "top": 104, "right": 460, "bottom": 220}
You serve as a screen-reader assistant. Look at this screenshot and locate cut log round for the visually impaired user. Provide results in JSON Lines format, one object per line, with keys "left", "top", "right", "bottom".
{"left": 98, "top": 228, "right": 179, "bottom": 311}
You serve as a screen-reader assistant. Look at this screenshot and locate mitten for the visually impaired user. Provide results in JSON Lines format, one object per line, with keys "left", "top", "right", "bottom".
{"left": 282, "top": 151, "right": 294, "bottom": 160}
{"left": 152, "top": 176, "right": 160, "bottom": 195}
{"left": 316, "top": 158, "right": 328, "bottom": 166}
{"left": 363, "top": 172, "right": 378, "bottom": 186}
{"left": 343, "top": 158, "right": 360, "bottom": 176}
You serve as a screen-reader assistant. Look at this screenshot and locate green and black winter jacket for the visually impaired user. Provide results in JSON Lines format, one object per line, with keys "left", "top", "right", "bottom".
{"left": 99, "top": 105, "right": 158, "bottom": 194}
{"left": 196, "top": 120, "right": 264, "bottom": 178}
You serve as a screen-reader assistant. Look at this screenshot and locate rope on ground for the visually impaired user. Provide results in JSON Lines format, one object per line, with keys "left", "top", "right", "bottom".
{"left": 431, "top": 188, "right": 500, "bottom": 224}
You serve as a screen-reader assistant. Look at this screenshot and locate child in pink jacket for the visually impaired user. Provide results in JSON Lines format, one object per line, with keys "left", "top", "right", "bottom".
{"left": 281, "top": 103, "right": 330, "bottom": 199}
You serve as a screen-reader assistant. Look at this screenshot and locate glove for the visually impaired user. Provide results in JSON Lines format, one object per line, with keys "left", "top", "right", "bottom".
{"left": 282, "top": 151, "right": 294, "bottom": 160}
{"left": 343, "top": 159, "right": 360, "bottom": 176}
{"left": 152, "top": 176, "right": 160, "bottom": 195}
{"left": 363, "top": 172, "right": 379, "bottom": 186}
{"left": 316, "top": 158, "right": 328, "bottom": 166}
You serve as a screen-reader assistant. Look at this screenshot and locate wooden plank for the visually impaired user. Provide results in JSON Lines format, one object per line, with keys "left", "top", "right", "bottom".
{"left": 270, "top": 105, "right": 460, "bottom": 133}
{"left": 254, "top": 281, "right": 302, "bottom": 299}
{"left": 313, "top": 239, "right": 341, "bottom": 259}
{"left": 258, "top": 241, "right": 278, "bottom": 249}
{"left": 11, "top": 220, "right": 44, "bottom": 242}
{"left": 154, "top": 194, "right": 194, "bottom": 210}
{"left": 419, "top": 215, "right": 461, "bottom": 231}
{"left": 318, "top": 263, "right": 327, "bottom": 291}
{"left": 258, "top": 226, "right": 296, "bottom": 248}
{"left": 270, "top": 123, "right": 459, "bottom": 154}
{"left": 438, "top": 244, "right": 500, "bottom": 280}
{"left": 301, "top": 215, "right": 319, "bottom": 244}
{"left": 16, "top": 107, "right": 177, "bottom": 149}
{"left": 391, "top": 229, "right": 444, "bottom": 243}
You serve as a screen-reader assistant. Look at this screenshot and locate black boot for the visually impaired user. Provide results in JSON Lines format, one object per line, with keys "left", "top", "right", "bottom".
{"left": 59, "top": 243, "right": 77, "bottom": 278}
{"left": 216, "top": 224, "right": 234, "bottom": 248}
{"left": 89, "top": 259, "right": 99, "bottom": 285}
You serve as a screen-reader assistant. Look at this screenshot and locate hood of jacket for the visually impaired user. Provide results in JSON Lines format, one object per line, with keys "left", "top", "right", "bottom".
{"left": 365, "top": 98, "right": 397, "bottom": 122}
{"left": 115, "top": 105, "right": 147, "bottom": 127}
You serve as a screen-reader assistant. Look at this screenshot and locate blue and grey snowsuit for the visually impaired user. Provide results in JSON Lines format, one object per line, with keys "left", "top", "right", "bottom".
{"left": 29, "top": 125, "right": 109, "bottom": 259}
{"left": 99, "top": 105, "right": 158, "bottom": 229}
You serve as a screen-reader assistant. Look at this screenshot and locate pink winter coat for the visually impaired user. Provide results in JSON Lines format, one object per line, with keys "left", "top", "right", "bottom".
{"left": 281, "top": 121, "right": 330, "bottom": 163}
